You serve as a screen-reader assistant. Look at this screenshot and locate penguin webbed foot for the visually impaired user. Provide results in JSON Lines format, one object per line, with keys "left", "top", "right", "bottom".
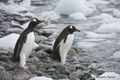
{"left": 23, "top": 66, "right": 29, "bottom": 70}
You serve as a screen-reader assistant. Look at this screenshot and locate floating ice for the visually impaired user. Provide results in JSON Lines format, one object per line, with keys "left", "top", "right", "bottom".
{"left": 91, "top": 13, "right": 114, "bottom": 20}
{"left": 110, "top": 51, "right": 120, "bottom": 59}
{"left": 96, "top": 22, "right": 120, "bottom": 33}
{"left": 113, "top": 9, "right": 120, "bottom": 17}
{"left": 0, "top": 33, "right": 38, "bottom": 52}
{"left": 69, "top": 12, "right": 87, "bottom": 20}
{"left": 77, "top": 42, "right": 99, "bottom": 48}
{"left": 54, "top": 0, "right": 95, "bottom": 16}
{"left": 84, "top": 31, "right": 116, "bottom": 38}
{"left": 29, "top": 76, "right": 53, "bottom": 80}
{"left": 92, "top": 72, "right": 120, "bottom": 80}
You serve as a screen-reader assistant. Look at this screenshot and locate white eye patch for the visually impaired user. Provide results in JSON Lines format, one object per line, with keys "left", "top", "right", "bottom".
{"left": 33, "top": 19, "right": 37, "bottom": 21}
{"left": 70, "top": 25, "right": 73, "bottom": 29}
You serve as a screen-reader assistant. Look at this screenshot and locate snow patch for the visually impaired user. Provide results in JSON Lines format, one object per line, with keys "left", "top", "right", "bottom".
{"left": 0, "top": 33, "right": 38, "bottom": 52}
{"left": 110, "top": 51, "right": 120, "bottom": 59}
{"left": 29, "top": 76, "right": 53, "bottom": 80}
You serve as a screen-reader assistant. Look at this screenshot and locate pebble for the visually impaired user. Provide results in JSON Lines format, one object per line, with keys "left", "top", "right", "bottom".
{"left": 68, "top": 49, "right": 77, "bottom": 56}
{"left": 35, "top": 35, "right": 47, "bottom": 43}
{"left": 6, "top": 28, "right": 23, "bottom": 34}
{"left": 0, "top": 66, "right": 5, "bottom": 71}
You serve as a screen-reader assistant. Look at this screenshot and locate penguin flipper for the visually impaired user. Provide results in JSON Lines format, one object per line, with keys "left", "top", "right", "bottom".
{"left": 11, "top": 36, "right": 27, "bottom": 62}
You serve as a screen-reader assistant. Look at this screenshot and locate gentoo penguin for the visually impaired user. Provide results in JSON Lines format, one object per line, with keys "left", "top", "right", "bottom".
{"left": 51, "top": 25, "right": 80, "bottom": 65}
{"left": 10, "top": 18, "right": 44, "bottom": 70}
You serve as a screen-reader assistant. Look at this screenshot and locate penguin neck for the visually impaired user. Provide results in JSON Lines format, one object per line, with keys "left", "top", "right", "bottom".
{"left": 23, "top": 25, "right": 35, "bottom": 35}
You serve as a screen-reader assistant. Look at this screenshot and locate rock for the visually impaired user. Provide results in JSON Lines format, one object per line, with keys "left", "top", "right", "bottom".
{"left": 35, "top": 45, "right": 52, "bottom": 52}
{"left": 58, "top": 69, "right": 71, "bottom": 75}
{"left": 0, "top": 13, "right": 5, "bottom": 21}
{"left": 0, "top": 0, "right": 9, "bottom": 3}
{"left": 0, "top": 23, "right": 10, "bottom": 32}
{"left": 1, "top": 62, "right": 10, "bottom": 70}
{"left": 6, "top": 28, "right": 23, "bottom": 34}
{"left": 35, "top": 35, "right": 47, "bottom": 43}
{"left": 80, "top": 73, "right": 94, "bottom": 80}
{"left": 36, "top": 61, "right": 49, "bottom": 69}
{"left": 68, "top": 49, "right": 77, "bottom": 56}
{"left": 48, "top": 63, "right": 65, "bottom": 70}
{"left": 0, "top": 49, "right": 8, "bottom": 55}
{"left": 66, "top": 62, "right": 76, "bottom": 72}
{"left": 0, "top": 66, "right": 5, "bottom": 71}
{"left": 0, "top": 71, "right": 12, "bottom": 80}
{"left": 58, "top": 78, "right": 70, "bottom": 80}
{"left": 28, "top": 57, "right": 39, "bottom": 64}
{"left": 69, "top": 71, "right": 83, "bottom": 79}
{"left": 41, "top": 31, "right": 53, "bottom": 37}
{"left": 74, "top": 64, "right": 86, "bottom": 70}
{"left": 13, "top": 74, "right": 30, "bottom": 80}
{"left": 72, "top": 46, "right": 82, "bottom": 54}
{"left": 71, "top": 78, "right": 80, "bottom": 80}
{"left": 58, "top": 74, "right": 68, "bottom": 79}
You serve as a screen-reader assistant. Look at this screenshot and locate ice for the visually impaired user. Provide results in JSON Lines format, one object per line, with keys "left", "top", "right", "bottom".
{"left": 54, "top": 0, "right": 95, "bottom": 16}
{"left": 29, "top": 76, "right": 53, "bottom": 80}
{"left": 92, "top": 72, "right": 120, "bottom": 80}
{"left": 0, "top": 33, "right": 38, "bottom": 52}
{"left": 113, "top": 9, "right": 120, "bottom": 17}
{"left": 77, "top": 42, "right": 99, "bottom": 48}
{"left": 84, "top": 31, "right": 116, "bottom": 38}
{"left": 89, "top": 0, "right": 109, "bottom": 5}
{"left": 35, "top": 11, "right": 60, "bottom": 21}
{"left": 96, "top": 22, "right": 120, "bottom": 33}
{"left": 91, "top": 13, "right": 114, "bottom": 20}
{"left": 110, "top": 51, "right": 120, "bottom": 59}
{"left": 69, "top": 12, "right": 87, "bottom": 20}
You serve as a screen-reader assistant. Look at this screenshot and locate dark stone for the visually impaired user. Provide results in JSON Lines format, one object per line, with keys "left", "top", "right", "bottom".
{"left": 1, "top": 62, "right": 10, "bottom": 70}
{"left": 58, "top": 74, "right": 68, "bottom": 79}
{"left": 80, "top": 73, "right": 94, "bottom": 80}
{"left": 0, "top": 66, "right": 5, "bottom": 71}
{"left": 41, "top": 31, "right": 53, "bottom": 37}
{"left": 0, "top": 71, "right": 12, "bottom": 80}
{"left": 13, "top": 74, "right": 30, "bottom": 80}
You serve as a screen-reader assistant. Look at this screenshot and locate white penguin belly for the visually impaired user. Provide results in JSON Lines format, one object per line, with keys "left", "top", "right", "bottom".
{"left": 20, "top": 32, "right": 35, "bottom": 67}
{"left": 59, "top": 34, "right": 74, "bottom": 64}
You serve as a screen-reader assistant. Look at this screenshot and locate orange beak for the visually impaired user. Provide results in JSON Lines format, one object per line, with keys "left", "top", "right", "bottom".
{"left": 39, "top": 21, "right": 45, "bottom": 23}
{"left": 75, "top": 29, "right": 80, "bottom": 32}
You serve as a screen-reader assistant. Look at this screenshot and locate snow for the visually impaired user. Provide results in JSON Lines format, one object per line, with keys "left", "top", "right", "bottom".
{"left": 69, "top": 12, "right": 87, "bottom": 20}
{"left": 113, "top": 9, "right": 120, "bottom": 17}
{"left": 0, "top": 33, "right": 38, "bottom": 52}
{"left": 92, "top": 72, "right": 120, "bottom": 80}
{"left": 89, "top": 0, "right": 109, "bottom": 5}
{"left": 96, "top": 22, "right": 120, "bottom": 33}
{"left": 110, "top": 51, "right": 120, "bottom": 59}
{"left": 29, "top": 76, "right": 53, "bottom": 80}
{"left": 54, "top": 0, "right": 95, "bottom": 16}
{"left": 84, "top": 31, "right": 116, "bottom": 38}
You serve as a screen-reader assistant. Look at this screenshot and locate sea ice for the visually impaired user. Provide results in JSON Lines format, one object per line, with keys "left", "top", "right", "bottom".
{"left": 69, "top": 12, "right": 87, "bottom": 20}
{"left": 110, "top": 51, "right": 120, "bottom": 59}
{"left": 96, "top": 22, "right": 120, "bottom": 33}
{"left": 113, "top": 9, "right": 120, "bottom": 17}
{"left": 54, "top": 0, "right": 95, "bottom": 16}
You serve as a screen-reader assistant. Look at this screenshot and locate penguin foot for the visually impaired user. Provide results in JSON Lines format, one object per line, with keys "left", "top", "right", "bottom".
{"left": 23, "top": 66, "right": 29, "bottom": 70}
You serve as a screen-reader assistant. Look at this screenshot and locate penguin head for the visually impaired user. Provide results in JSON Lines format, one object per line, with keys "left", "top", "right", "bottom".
{"left": 29, "top": 18, "right": 44, "bottom": 27}
{"left": 68, "top": 25, "right": 80, "bottom": 32}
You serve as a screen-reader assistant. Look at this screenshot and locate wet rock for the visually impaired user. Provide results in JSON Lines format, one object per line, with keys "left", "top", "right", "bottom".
{"left": 69, "top": 71, "right": 83, "bottom": 79}
{"left": 13, "top": 74, "right": 30, "bottom": 80}
{"left": 72, "top": 46, "right": 82, "bottom": 54}
{"left": 0, "top": 66, "right": 5, "bottom": 71}
{"left": 48, "top": 63, "right": 65, "bottom": 70}
{"left": 71, "top": 78, "right": 80, "bottom": 80}
{"left": 6, "top": 28, "right": 23, "bottom": 34}
{"left": 0, "top": 0, "right": 9, "bottom": 3}
{"left": 35, "top": 35, "right": 47, "bottom": 43}
{"left": 58, "top": 69, "right": 71, "bottom": 75}
{"left": 0, "top": 71, "right": 12, "bottom": 80}
{"left": 74, "top": 64, "right": 86, "bottom": 70}
{"left": 35, "top": 45, "right": 52, "bottom": 52}
{"left": 68, "top": 49, "right": 77, "bottom": 56}
{"left": 0, "top": 13, "right": 5, "bottom": 21}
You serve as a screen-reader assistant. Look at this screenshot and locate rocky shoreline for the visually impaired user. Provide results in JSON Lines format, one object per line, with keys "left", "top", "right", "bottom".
{"left": 0, "top": 0, "right": 120, "bottom": 80}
